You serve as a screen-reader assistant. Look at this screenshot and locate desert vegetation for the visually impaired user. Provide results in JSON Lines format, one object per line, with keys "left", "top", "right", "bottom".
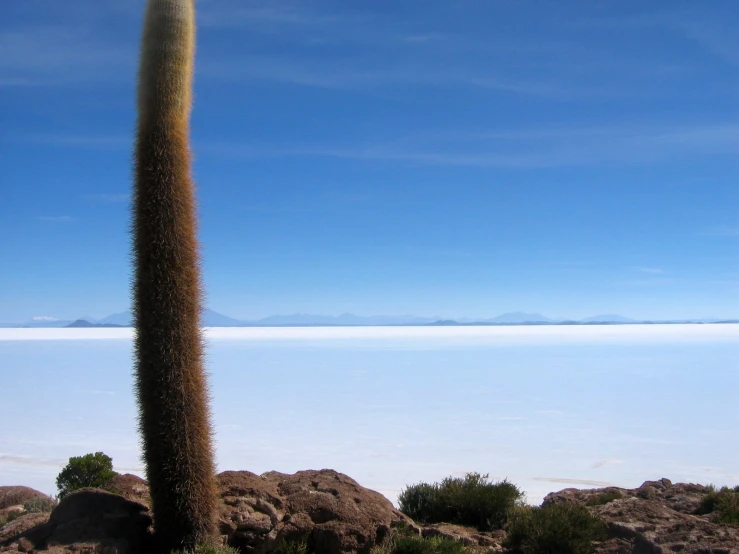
{"left": 398, "top": 472, "right": 524, "bottom": 532}
{"left": 698, "top": 484, "right": 739, "bottom": 524}
{"left": 502, "top": 503, "right": 608, "bottom": 554}
{"left": 55, "top": 451, "right": 116, "bottom": 499}
{"left": 584, "top": 489, "right": 623, "bottom": 506}
{"left": 132, "top": 0, "right": 218, "bottom": 551}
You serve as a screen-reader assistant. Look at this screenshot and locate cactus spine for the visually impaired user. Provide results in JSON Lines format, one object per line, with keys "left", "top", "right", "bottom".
{"left": 132, "top": 0, "right": 217, "bottom": 551}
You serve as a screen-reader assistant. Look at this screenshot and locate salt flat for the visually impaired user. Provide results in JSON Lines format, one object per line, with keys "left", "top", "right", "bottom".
{"left": 1, "top": 324, "right": 737, "bottom": 506}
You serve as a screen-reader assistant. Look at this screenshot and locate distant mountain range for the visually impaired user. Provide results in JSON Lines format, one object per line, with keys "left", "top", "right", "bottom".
{"left": 3, "top": 310, "right": 737, "bottom": 328}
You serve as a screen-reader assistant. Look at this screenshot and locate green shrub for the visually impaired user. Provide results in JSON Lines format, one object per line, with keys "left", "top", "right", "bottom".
{"left": 23, "top": 496, "right": 58, "bottom": 513}
{"left": 170, "top": 545, "right": 240, "bottom": 554}
{"left": 398, "top": 472, "right": 523, "bottom": 531}
{"left": 503, "top": 502, "right": 609, "bottom": 554}
{"left": 0, "top": 509, "right": 24, "bottom": 526}
{"left": 55, "top": 452, "right": 117, "bottom": 499}
{"left": 585, "top": 490, "right": 623, "bottom": 506}
{"left": 371, "top": 533, "right": 474, "bottom": 554}
{"left": 274, "top": 535, "right": 311, "bottom": 554}
{"left": 698, "top": 486, "right": 739, "bottom": 525}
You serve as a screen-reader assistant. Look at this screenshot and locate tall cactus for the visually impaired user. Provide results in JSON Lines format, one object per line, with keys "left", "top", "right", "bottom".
{"left": 132, "top": 0, "right": 217, "bottom": 551}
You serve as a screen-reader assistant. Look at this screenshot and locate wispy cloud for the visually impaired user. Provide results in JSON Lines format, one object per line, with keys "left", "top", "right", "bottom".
{"left": 32, "top": 316, "right": 59, "bottom": 321}
{"left": 701, "top": 226, "right": 739, "bottom": 237}
{"left": 591, "top": 459, "right": 624, "bottom": 469}
{"left": 532, "top": 477, "right": 615, "bottom": 487}
{"left": 638, "top": 267, "right": 664, "bottom": 274}
{"left": 616, "top": 278, "right": 675, "bottom": 287}
{"left": 0, "top": 455, "right": 65, "bottom": 468}
{"left": 199, "top": 4, "right": 340, "bottom": 29}
{"left": 37, "top": 216, "right": 73, "bottom": 223}
{"left": 0, "top": 25, "right": 134, "bottom": 87}
{"left": 201, "top": 121, "right": 739, "bottom": 168}
{"left": 22, "top": 134, "right": 130, "bottom": 149}
{"left": 83, "top": 193, "right": 130, "bottom": 203}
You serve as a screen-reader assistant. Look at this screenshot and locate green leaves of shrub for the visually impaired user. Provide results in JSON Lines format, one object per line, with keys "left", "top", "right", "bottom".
{"left": 23, "top": 496, "right": 57, "bottom": 513}
{"left": 170, "top": 545, "right": 240, "bottom": 554}
{"left": 585, "top": 490, "right": 623, "bottom": 506}
{"left": 398, "top": 472, "right": 524, "bottom": 531}
{"left": 698, "top": 486, "right": 739, "bottom": 525}
{"left": 55, "top": 452, "right": 116, "bottom": 499}
{"left": 503, "top": 502, "right": 608, "bottom": 554}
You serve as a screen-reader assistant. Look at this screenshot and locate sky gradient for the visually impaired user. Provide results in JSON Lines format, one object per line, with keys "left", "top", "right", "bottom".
{"left": 1, "top": 0, "right": 738, "bottom": 322}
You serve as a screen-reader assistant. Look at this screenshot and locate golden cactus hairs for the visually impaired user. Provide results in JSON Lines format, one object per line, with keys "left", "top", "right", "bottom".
{"left": 132, "top": 0, "right": 217, "bottom": 551}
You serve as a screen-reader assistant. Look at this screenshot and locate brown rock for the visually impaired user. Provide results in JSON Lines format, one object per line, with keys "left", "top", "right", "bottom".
{"left": 102, "top": 474, "right": 150, "bottom": 508}
{"left": 0, "top": 513, "right": 52, "bottom": 549}
{"left": 216, "top": 469, "right": 417, "bottom": 553}
{"left": 420, "top": 523, "right": 505, "bottom": 551}
{"left": 0, "top": 489, "right": 152, "bottom": 554}
{"left": 592, "top": 497, "right": 739, "bottom": 553}
{"left": 544, "top": 479, "right": 739, "bottom": 554}
{"left": 15, "top": 537, "right": 33, "bottom": 553}
{"left": 0, "top": 488, "right": 48, "bottom": 511}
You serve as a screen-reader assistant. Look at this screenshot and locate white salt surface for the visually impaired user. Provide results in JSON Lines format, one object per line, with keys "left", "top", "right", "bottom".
{"left": 1, "top": 324, "right": 737, "bottom": 506}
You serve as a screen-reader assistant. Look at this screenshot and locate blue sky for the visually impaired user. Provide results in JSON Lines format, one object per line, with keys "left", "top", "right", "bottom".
{"left": 1, "top": 0, "right": 738, "bottom": 322}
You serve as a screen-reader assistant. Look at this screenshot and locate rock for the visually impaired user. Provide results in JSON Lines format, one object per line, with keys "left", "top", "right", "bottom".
{"left": 0, "top": 488, "right": 47, "bottom": 511}
{"left": 0, "top": 488, "right": 152, "bottom": 554}
{"left": 544, "top": 478, "right": 739, "bottom": 554}
{"left": 420, "top": 523, "right": 505, "bottom": 551}
{"left": 3, "top": 473, "right": 737, "bottom": 553}
{"left": 0, "top": 513, "right": 51, "bottom": 547}
{"left": 102, "top": 474, "right": 150, "bottom": 508}
{"left": 218, "top": 469, "right": 414, "bottom": 553}
{"left": 592, "top": 497, "right": 739, "bottom": 553}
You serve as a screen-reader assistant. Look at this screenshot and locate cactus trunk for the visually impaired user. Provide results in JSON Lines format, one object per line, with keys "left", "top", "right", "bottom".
{"left": 132, "top": 0, "right": 217, "bottom": 551}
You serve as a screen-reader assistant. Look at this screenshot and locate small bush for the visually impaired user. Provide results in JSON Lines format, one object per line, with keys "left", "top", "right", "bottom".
{"left": 170, "top": 545, "right": 240, "bottom": 554}
{"left": 585, "top": 490, "right": 623, "bottom": 506}
{"left": 56, "top": 452, "right": 117, "bottom": 499}
{"left": 371, "top": 533, "right": 473, "bottom": 554}
{"left": 0, "top": 509, "right": 25, "bottom": 526}
{"left": 698, "top": 486, "right": 739, "bottom": 525}
{"left": 503, "top": 502, "right": 609, "bottom": 554}
{"left": 23, "top": 496, "right": 58, "bottom": 513}
{"left": 274, "top": 535, "right": 311, "bottom": 554}
{"left": 398, "top": 472, "right": 524, "bottom": 531}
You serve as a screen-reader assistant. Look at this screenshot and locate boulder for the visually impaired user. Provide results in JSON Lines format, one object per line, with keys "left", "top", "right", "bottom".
{"left": 544, "top": 478, "right": 739, "bottom": 554}
{"left": 0, "top": 487, "right": 47, "bottom": 511}
{"left": 592, "top": 497, "right": 739, "bottom": 553}
{"left": 103, "top": 473, "right": 150, "bottom": 508}
{"left": 217, "top": 469, "right": 414, "bottom": 553}
{"left": 0, "top": 488, "right": 152, "bottom": 553}
{"left": 3, "top": 473, "right": 739, "bottom": 553}
{"left": 419, "top": 523, "right": 505, "bottom": 551}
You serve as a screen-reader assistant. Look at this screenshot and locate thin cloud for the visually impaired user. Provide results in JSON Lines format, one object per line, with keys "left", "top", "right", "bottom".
{"left": 32, "top": 316, "right": 59, "bottom": 321}
{"left": 37, "top": 216, "right": 73, "bottom": 223}
{"left": 201, "top": 121, "right": 739, "bottom": 168}
{"left": 0, "top": 455, "right": 65, "bottom": 468}
{"left": 533, "top": 477, "right": 615, "bottom": 487}
{"left": 591, "top": 459, "right": 624, "bottom": 469}
{"left": 701, "top": 227, "right": 739, "bottom": 237}
{"left": 199, "top": 4, "right": 340, "bottom": 28}
{"left": 84, "top": 193, "right": 130, "bottom": 203}
{"left": 616, "top": 278, "right": 675, "bottom": 287}
{"left": 638, "top": 267, "right": 665, "bottom": 274}
{"left": 23, "top": 134, "right": 130, "bottom": 149}
{"left": 0, "top": 25, "right": 133, "bottom": 87}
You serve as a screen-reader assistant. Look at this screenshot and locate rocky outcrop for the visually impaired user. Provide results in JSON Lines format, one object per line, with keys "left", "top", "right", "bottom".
{"left": 217, "top": 469, "right": 413, "bottom": 553}
{"left": 544, "top": 478, "right": 739, "bottom": 553}
{"left": 1, "top": 474, "right": 738, "bottom": 553}
{"left": 0, "top": 487, "right": 47, "bottom": 511}
{"left": 420, "top": 523, "right": 506, "bottom": 551}
{"left": 0, "top": 489, "right": 152, "bottom": 553}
